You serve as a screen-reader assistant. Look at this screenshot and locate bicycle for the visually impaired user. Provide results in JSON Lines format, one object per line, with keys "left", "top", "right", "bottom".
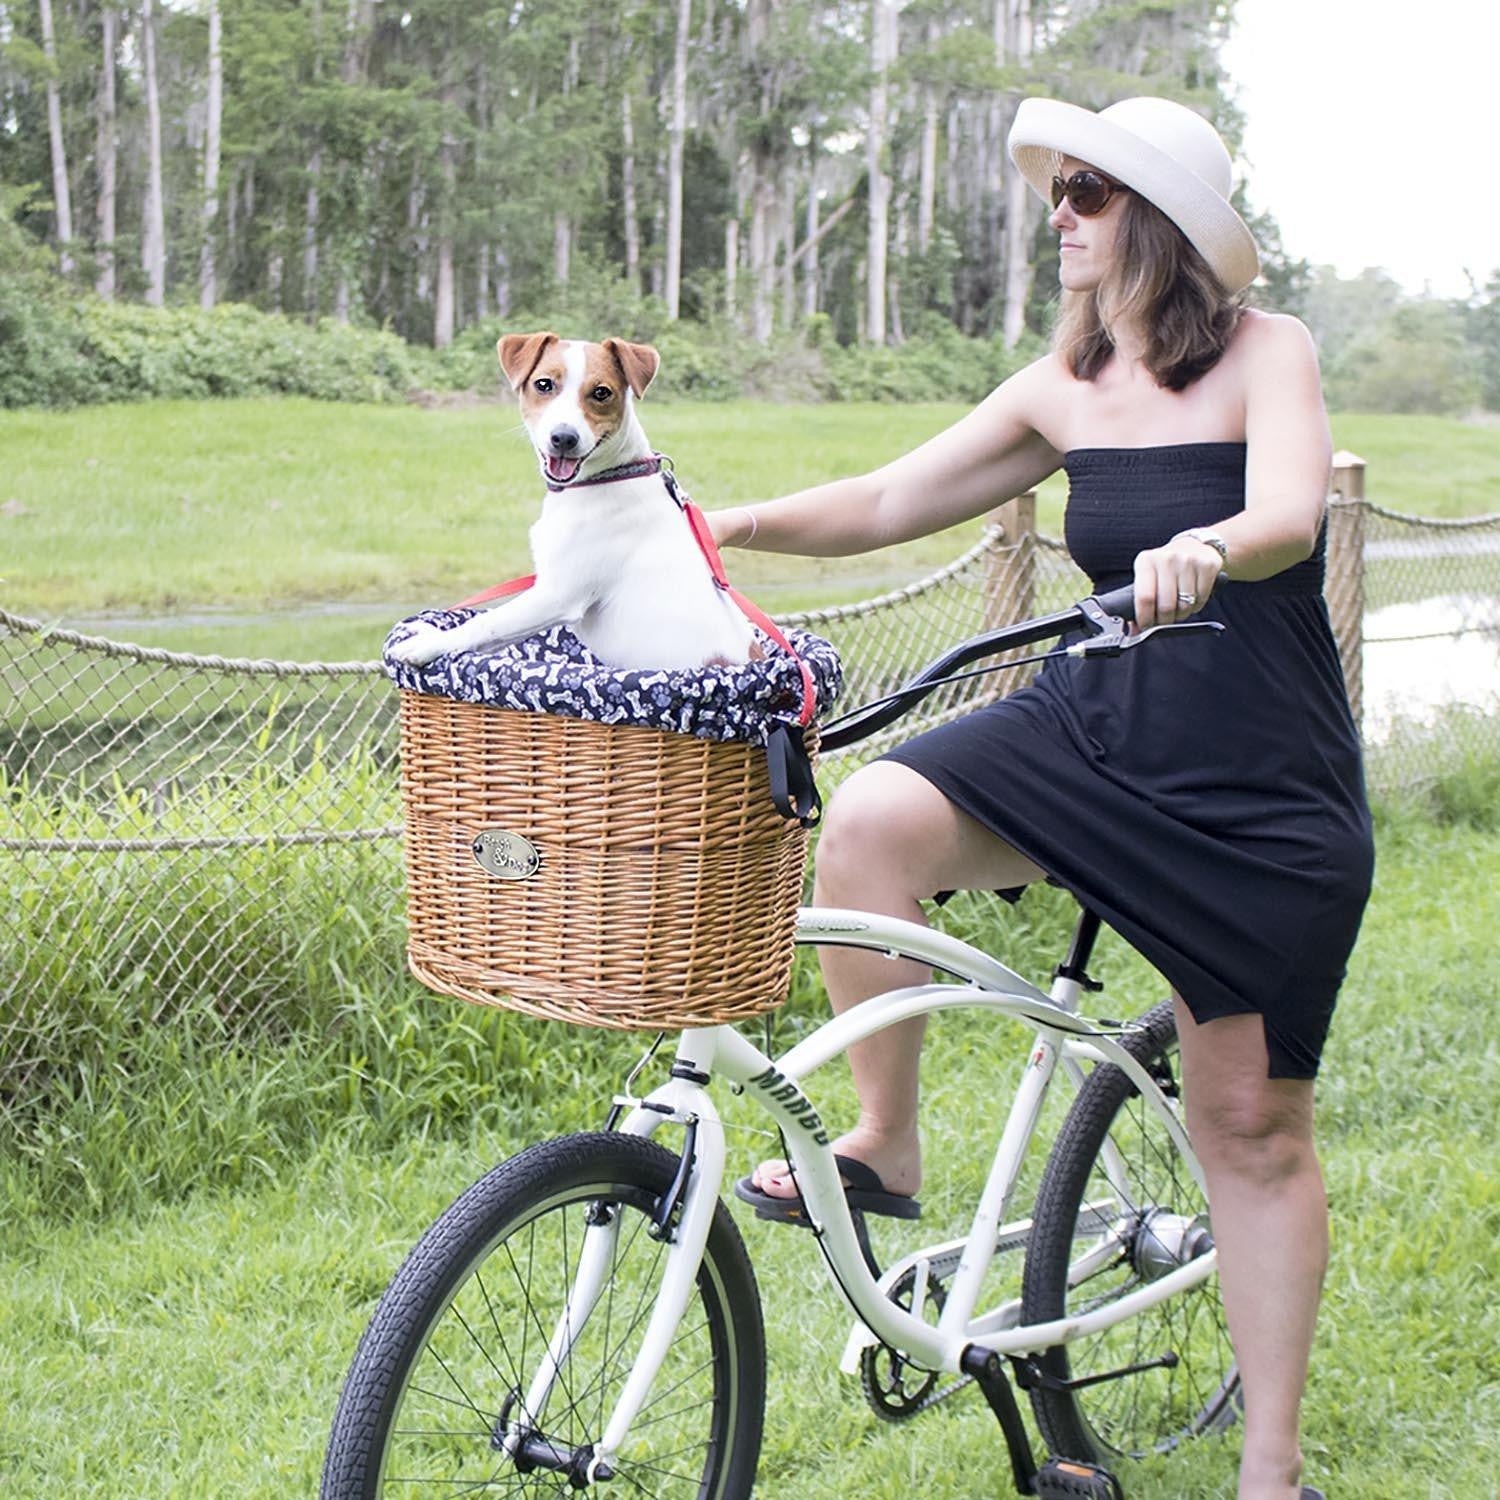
{"left": 322, "top": 583, "right": 1240, "bottom": 1499}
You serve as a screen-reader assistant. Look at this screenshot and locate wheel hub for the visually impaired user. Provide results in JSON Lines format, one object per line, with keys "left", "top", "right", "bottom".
{"left": 1131, "top": 1208, "right": 1214, "bottom": 1280}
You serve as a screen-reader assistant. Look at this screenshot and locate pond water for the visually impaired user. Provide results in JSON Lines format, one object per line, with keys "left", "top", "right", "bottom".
{"left": 1363, "top": 593, "right": 1500, "bottom": 742}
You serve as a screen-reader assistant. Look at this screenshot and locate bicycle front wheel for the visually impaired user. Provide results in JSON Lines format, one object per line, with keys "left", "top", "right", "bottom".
{"left": 322, "top": 1132, "right": 765, "bottom": 1498}
{"left": 1020, "top": 1000, "right": 1240, "bottom": 1462}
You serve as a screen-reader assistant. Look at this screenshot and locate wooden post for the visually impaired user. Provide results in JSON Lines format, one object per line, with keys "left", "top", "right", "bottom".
{"left": 982, "top": 491, "right": 1036, "bottom": 631}
{"left": 981, "top": 492, "right": 1037, "bottom": 701}
{"left": 1325, "top": 451, "right": 1367, "bottom": 728}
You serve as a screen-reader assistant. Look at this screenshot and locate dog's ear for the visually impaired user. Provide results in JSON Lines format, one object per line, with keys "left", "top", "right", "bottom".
{"left": 604, "top": 339, "right": 660, "bottom": 400}
{"left": 497, "top": 331, "right": 559, "bottom": 391}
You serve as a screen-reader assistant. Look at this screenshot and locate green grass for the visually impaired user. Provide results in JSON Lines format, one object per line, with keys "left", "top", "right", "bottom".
{"left": 1, "top": 399, "right": 1495, "bottom": 662}
{"left": 1, "top": 802, "right": 1497, "bottom": 1497}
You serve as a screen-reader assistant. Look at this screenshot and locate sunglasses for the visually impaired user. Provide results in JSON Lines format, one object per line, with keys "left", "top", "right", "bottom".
{"left": 1049, "top": 169, "right": 1130, "bottom": 217}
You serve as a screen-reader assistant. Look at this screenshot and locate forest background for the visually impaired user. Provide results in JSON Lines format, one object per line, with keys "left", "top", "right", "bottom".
{"left": 4, "top": 0, "right": 1498, "bottom": 415}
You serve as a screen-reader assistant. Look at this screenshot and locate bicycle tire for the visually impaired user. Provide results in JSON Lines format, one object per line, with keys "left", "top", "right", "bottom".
{"left": 322, "top": 1132, "right": 765, "bottom": 1498}
{"left": 1020, "top": 1000, "right": 1241, "bottom": 1462}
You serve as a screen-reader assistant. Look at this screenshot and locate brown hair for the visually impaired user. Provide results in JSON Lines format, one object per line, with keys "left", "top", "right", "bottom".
{"left": 1054, "top": 191, "right": 1242, "bottom": 391}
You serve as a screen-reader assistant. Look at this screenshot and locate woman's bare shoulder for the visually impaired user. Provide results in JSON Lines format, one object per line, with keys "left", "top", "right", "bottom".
{"left": 990, "top": 349, "right": 1075, "bottom": 429}
{"left": 1232, "top": 307, "right": 1320, "bottom": 362}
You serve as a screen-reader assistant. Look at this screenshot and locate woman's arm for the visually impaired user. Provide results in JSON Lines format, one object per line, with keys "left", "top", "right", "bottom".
{"left": 708, "top": 359, "right": 1064, "bottom": 555}
{"left": 1133, "top": 314, "right": 1332, "bottom": 627}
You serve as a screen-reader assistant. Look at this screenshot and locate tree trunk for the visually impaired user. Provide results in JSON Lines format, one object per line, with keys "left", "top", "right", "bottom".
{"left": 749, "top": 167, "right": 774, "bottom": 343}
{"left": 141, "top": 0, "right": 166, "bottom": 304}
{"left": 334, "top": 0, "right": 372, "bottom": 321}
{"left": 1001, "top": 0, "right": 1035, "bottom": 347}
{"left": 664, "top": 0, "right": 691, "bottom": 318}
{"left": 494, "top": 245, "right": 511, "bottom": 318}
{"left": 780, "top": 172, "right": 796, "bottom": 328}
{"left": 200, "top": 0, "right": 223, "bottom": 308}
{"left": 801, "top": 140, "right": 819, "bottom": 320}
{"left": 554, "top": 37, "right": 579, "bottom": 291}
{"left": 890, "top": 180, "right": 907, "bottom": 344}
{"left": 724, "top": 215, "right": 738, "bottom": 325}
{"left": 474, "top": 245, "right": 490, "bottom": 321}
{"left": 434, "top": 85, "right": 458, "bottom": 348}
{"left": 918, "top": 78, "right": 937, "bottom": 256}
{"left": 38, "top": 0, "right": 74, "bottom": 273}
{"left": 304, "top": 150, "right": 322, "bottom": 317}
{"left": 620, "top": 88, "right": 640, "bottom": 293}
{"left": 95, "top": 6, "right": 117, "bottom": 297}
{"left": 866, "top": 0, "right": 897, "bottom": 345}
{"left": 554, "top": 211, "right": 571, "bottom": 286}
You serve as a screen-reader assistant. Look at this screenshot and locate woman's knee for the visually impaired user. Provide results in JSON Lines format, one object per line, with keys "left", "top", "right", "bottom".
{"left": 814, "top": 762, "right": 946, "bottom": 898}
{"left": 1188, "top": 1081, "right": 1317, "bottom": 1187}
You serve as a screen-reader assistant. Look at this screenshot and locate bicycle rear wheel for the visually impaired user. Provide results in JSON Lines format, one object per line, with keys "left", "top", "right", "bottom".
{"left": 1020, "top": 1000, "right": 1240, "bottom": 1462}
{"left": 322, "top": 1132, "right": 765, "bottom": 1498}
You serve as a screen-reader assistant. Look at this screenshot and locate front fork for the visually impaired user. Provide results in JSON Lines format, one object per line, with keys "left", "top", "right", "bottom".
{"left": 500, "top": 1061, "right": 726, "bottom": 1485}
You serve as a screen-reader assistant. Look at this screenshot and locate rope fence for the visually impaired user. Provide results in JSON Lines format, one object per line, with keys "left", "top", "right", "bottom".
{"left": 3, "top": 472, "right": 1496, "bottom": 1104}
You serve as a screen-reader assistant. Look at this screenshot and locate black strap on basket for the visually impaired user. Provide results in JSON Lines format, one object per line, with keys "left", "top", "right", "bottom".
{"left": 766, "top": 721, "right": 821, "bottom": 828}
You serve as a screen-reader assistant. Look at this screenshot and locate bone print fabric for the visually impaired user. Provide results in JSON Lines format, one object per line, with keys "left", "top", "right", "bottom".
{"left": 383, "top": 610, "right": 841, "bottom": 745}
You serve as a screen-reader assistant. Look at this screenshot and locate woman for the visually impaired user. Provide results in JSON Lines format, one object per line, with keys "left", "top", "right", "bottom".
{"left": 709, "top": 97, "right": 1371, "bottom": 1500}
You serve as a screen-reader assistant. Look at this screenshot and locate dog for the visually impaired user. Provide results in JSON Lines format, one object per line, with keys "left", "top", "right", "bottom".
{"left": 387, "top": 332, "right": 761, "bottom": 672}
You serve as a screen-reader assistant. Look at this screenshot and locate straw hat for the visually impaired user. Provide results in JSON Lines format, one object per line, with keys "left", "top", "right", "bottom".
{"left": 1008, "top": 96, "right": 1259, "bottom": 295}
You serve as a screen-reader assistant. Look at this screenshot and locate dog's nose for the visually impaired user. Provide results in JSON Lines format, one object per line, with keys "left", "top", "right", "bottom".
{"left": 549, "top": 427, "right": 580, "bottom": 454}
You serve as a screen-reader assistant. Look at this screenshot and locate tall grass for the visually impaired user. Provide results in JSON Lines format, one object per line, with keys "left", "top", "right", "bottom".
{"left": 1, "top": 776, "right": 1495, "bottom": 1496}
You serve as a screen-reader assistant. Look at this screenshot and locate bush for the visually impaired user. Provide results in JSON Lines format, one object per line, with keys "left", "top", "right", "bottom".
{"left": 2, "top": 298, "right": 445, "bottom": 409}
{"left": 1, "top": 217, "right": 1044, "bottom": 411}
{"left": 1325, "top": 302, "right": 1482, "bottom": 415}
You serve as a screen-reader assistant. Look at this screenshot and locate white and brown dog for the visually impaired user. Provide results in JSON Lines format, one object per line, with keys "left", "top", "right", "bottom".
{"left": 388, "top": 332, "right": 760, "bottom": 672}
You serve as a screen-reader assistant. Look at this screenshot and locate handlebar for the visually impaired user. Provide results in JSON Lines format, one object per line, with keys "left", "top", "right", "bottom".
{"left": 818, "top": 581, "right": 1211, "bottom": 754}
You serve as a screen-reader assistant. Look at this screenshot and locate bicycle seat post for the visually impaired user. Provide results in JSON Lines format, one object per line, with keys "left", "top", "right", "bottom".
{"left": 1051, "top": 907, "right": 1105, "bottom": 1012}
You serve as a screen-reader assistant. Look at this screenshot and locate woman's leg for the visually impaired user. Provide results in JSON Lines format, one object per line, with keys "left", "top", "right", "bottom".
{"left": 1173, "top": 999, "right": 1326, "bottom": 1500}
{"left": 752, "top": 761, "right": 1043, "bottom": 1200}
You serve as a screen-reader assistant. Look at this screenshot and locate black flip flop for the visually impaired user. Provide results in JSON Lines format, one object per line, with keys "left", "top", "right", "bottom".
{"left": 732, "top": 1153, "right": 921, "bottom": 1226}
{"left": 1301, "top": 1489, "right": 1325, "bottom": 1499}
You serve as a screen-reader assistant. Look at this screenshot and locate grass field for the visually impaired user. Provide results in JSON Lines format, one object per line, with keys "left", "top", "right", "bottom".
{"left": 3, "top": 397, "right": 1498, "bottom": 1496}
{"left": 2, "top": 399, "right": 1496, "bottom": 663}
{"left": 1, "top": 805, "right": 1495, "bottom": 1497}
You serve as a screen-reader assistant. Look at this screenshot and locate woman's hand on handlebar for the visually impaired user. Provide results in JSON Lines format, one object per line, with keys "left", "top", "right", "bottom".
{"left": 1132, "top": 535, "right": 1224, "bottom": 628}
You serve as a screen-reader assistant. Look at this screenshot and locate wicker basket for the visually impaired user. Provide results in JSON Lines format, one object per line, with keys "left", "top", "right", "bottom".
{"left": 398, "top": 690, "right": 816, "bottom": 1029}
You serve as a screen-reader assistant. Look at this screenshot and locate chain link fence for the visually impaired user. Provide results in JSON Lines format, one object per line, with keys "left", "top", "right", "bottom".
{"left": 4, "top": 497, "right": 1496, "bottom": 1107}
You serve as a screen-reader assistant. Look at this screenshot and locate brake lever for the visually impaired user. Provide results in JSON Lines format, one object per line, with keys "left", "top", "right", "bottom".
{"left": 1067, "top": 618, "right": 1225, "bottom": 659}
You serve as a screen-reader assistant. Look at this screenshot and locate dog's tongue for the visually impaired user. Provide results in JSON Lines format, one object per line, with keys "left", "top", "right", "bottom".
{"left": 546, "top": 454, "right": 583, "bottom": 484}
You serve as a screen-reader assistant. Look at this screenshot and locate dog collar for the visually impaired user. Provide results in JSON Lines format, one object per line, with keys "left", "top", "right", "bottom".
{"left": 543, "top": 453, "right": 667, "bottom": 493}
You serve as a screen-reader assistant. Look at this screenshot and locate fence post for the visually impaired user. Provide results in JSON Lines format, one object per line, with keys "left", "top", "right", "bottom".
{"left": 1325, "top": 451, "right": 1367, "bottom": 727}
{"left": 982, "top": 491, "right": 1037, "bottom": 632}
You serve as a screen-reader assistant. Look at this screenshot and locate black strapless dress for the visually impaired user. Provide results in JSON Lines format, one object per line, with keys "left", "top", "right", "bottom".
{"left": 882, "top": 443, "right": 1374, "bottom": 1078}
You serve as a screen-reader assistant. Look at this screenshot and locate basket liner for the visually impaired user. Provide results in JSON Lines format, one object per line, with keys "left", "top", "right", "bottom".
{"left": 383, "top": 609, "right": 841, "bottom": 746}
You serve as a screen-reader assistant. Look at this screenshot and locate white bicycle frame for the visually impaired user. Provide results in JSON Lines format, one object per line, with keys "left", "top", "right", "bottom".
{"left": 504, "top": 905, "right": 1213, "bottom": 1483}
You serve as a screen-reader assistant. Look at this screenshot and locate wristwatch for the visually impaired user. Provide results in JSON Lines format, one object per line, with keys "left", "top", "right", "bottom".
{"left": 1180, "top": 527, "right": 1229, "bottom": 575}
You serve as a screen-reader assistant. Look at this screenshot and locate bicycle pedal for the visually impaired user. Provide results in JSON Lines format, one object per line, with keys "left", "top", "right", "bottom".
{"left": 1032, "top": 1456, "right": 1124, "bottom": 1500}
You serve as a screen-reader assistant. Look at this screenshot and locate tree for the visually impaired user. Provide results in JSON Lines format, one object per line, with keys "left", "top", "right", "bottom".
{"left": 141, "top": 0, "right": 167, "bottom": 305}
{"left": 36, "top": 0, "right": 72, "bottom": 272}
{"left": 96, "top": 5, "right": 118, "bottom": 297}
{"left": 663, "top": 0, "right": 690, "bottom": 318}
{"left": 200, "top": 0, "right": 223, "bottom": 307}
{"left": 866, "top": 0, "right": 897, "bottom": 344}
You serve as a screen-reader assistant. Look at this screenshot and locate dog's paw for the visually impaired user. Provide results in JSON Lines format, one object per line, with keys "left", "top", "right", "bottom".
{"left": 387, "top": 623, "right": 451, "bottom": 666}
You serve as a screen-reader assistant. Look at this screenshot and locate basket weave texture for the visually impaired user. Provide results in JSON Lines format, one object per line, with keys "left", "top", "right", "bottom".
{"left": 399, "top": 690, "right": 814, "bottom": 1028}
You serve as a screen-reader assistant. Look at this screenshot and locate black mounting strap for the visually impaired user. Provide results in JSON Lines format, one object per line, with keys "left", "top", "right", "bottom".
{"left": 766, "top": 722, "right": 822, "bottom": 827}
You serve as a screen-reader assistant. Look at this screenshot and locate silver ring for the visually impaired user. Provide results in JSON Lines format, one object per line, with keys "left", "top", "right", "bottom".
{"left": 1177, "top": 590, "right": 1197, "bottom": 606}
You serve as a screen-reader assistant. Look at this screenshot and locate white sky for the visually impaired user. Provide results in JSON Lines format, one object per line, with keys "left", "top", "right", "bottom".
{"left": 1219, "top": 0, "right": 1500, "bottom": 298}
